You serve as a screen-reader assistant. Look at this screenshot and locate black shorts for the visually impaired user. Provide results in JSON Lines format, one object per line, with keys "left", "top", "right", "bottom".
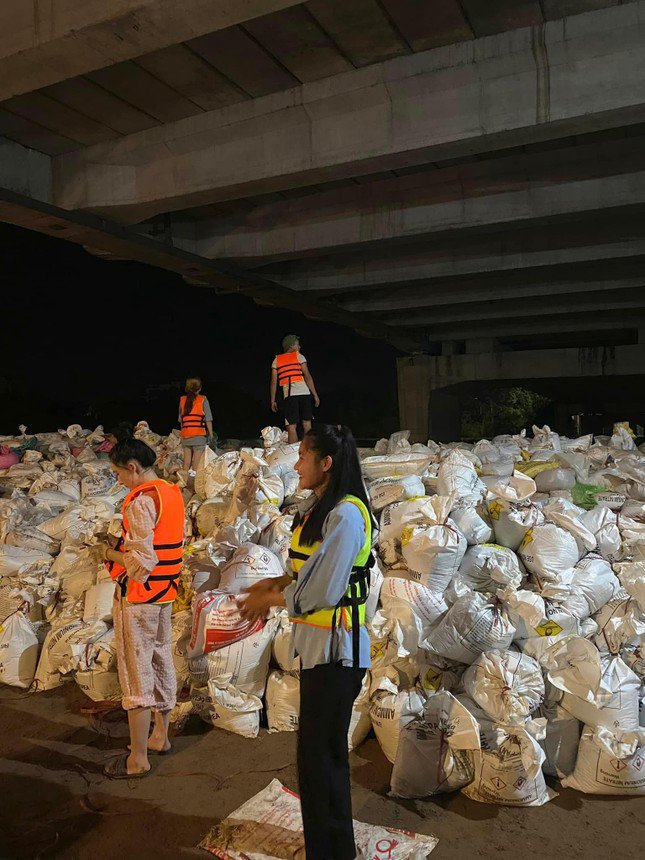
{"left": 284, "top": 394, "right": 313, "bottom": 426}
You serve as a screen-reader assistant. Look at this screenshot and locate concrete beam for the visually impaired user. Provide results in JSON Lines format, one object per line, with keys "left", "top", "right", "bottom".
{"left": 198, "top": 169, "right": 645, "bottom": 261}
{"left": 382, "top": 286, "right": 645, "bottom": 324}
{"left": 0, "top": 1, "right": 303, "bottom": 101}
{"left": 52, "top": 2, "right": 645, "bottom": 221}
{"left": 0, "top": 186, "right": 422, "bottom": 353}
{"left": 418, "top": 312, "right": 645, "bottom": 342}
{"left": 0, "top": 138, "right": 51, "bottom": 202}
{"left": 337, "top": 276, "right": 645, "bottom": 314}
{"left": 257, "top": 230, "right": 645, "bottom": 294}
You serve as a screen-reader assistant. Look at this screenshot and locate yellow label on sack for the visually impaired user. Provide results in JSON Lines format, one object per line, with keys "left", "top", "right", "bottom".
{"left": 488, "top": 501, "right": 502, "bottom": 521}
{"left": 401, "top": 527, "right": 413, "bottom": 547}
{"left": 422, "top": 668, "right": 443, "bottom": 692}
{"left": 481, "top": 542, "right": 509, "bottom": 552}
{"left": 371, "top": 641, "right": 386, "bottom": 661}
{"left": 535, "top": 621, "right": 563, "bottom": 637}
{"left": 516, "top": 460, "right": 558, "bottom": 478}
{"left": 519, "top": 528, "right": 534, "bottom": 551}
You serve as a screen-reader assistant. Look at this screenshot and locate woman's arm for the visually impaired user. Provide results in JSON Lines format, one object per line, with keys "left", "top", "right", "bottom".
{"left": 121, "top": 494, "right": 159, "bottom": 583}
{"left": 301, "top": 363, "right": 320, "bottom": 407}
{"left": 270, "top": 367, "right": 278, "bottom": 412}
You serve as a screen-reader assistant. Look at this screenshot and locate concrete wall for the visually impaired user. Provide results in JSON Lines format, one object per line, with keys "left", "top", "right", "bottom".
{"left": 398, "top": 344, "right": 645, "bottom": 441}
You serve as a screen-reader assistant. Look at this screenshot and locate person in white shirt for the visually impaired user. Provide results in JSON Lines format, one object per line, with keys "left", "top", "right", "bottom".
{"left": 271, "top": 335, "right": 320, "bottom": 443}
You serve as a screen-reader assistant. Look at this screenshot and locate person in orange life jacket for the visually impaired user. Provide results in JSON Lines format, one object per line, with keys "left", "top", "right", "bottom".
{"left": 99, "top": 432, "right": 185, "bottom": 779}
{"left": 271, "top": 335, "right": 320, "bottom": 444}
{"left": 239, "top": 425, "right": 375, "bottom": 860}
{"left": 179, "top": 377, "right": 214, "bottom": 474}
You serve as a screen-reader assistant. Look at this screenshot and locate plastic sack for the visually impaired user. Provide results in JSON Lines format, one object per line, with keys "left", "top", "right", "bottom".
{"left": 369, "top": 673, "right": 426, "bottom": 763}
{"left": 198, "top": 778, "right": 438, "bottom": 859}
{"left": 390, "top": 691, "right": 480, "bottom": 798}
{"left": 83, "top": 581, "right": 114, "bottom": 623}
{"left": 379, "top": 576, "right": 448, "bottom": 653}
{"left": 518, "top": 523, "right": 581, "bottom": 583}
{"left": 425, "top": 592, "right": 515, "bottom": 664}
{"left": 188, "top": 591, "right": 264, "bottom": 658}
{"left": 368, "top": 475, "right": 425, "bottom": 513}
{"left": 188, "top": 619, "right": 276, "bottom": 698}
{"left": 462, "top": 650, "right": 544, "bottom": 725}
{"left": 437, "top": 450, "right": 483, "bottom": 503}
{"left": 0, "top": 611, "right": 39, "bottom": 688}
{"left": 192, "top": 680, "right": 261, "bottom": 738}
{"left": 539, "top": 637, "right": 640, "bottom": 732}
{"left": 463, "top": 719, "right": 556, "bottom": 806}
{"left": 266, "top": 670, "right": 300, "bottom": 732}
{"left": 563, "top": 726, "right": 645, "bottom": 794}
{"left": 400, "top": 496, "right": 466, "bottom": 591}
{"left": 218, "top": 543, "right": 283, "bottom": 594}
{"left": 537, "top": 701, "right": 581, "bottom": 778}
{"left": 449, "top": 504, "right": 493, "bottom": 546}
{"left": 581, "top": 506, "right": 623, "bottom": 562}
{"left": 448, "top": 543, "right": 523, "bottom": 602}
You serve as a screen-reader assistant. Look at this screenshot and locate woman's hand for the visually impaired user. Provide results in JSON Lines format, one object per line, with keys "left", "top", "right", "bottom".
{"left": 245, "top": 576, "right": 285, "bottom": 596}
{"left": 98, "top": 544, "right": 122, "bottom": 564}
{"left": 237, "top": 590, "right": 273, "bottom": 623}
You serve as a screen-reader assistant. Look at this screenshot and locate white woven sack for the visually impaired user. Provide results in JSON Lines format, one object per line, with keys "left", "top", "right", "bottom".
{"left": 425, "top": 592, "right": 515, "bottom": 664}
{"left": 563, "top": 726, "right": 645, "bottom": 794}
{"left": 390, "top": 691, "right": 480, "bottom": 798}
{"left": 369, "top": 673, "right": 426, "bottom": 763}
{"left": 462, "top": 650, "right": 544, "bottom": 725}
{"left": 463, "top": 720, "right": 556, "bottom": 806}
{"left": 266, "top": 670, "right": 300, "bottom": 732}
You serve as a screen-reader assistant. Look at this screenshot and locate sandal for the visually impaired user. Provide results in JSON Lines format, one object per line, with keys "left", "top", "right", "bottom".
{"left": 103, "top": 753, "right": 151, "bottom": 780}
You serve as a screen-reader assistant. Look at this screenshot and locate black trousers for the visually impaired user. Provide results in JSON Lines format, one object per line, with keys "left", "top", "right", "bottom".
{"left": 298, "top": 662, "right": 365, "bottom": 860}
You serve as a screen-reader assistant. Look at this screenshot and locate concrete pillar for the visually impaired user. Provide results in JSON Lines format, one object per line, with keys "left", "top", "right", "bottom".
{"left": 397, "top": 357, "right": 432, "bottom": 443}
{"left": 428, "top": 388, "right": 462, "bottom": 443}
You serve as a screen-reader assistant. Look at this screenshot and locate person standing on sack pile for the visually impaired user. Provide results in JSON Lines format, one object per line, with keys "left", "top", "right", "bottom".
{"left": 100, "top": 432, "right": 185, "bottom": 778}
{"left": 179, "top": 377, "right": 214, "bottom": 475}
{"left": 239, "top": 424, "right": 374, "bottom": 860}
{"left": 271, "top": 335, "right": 320, "bottom": 444}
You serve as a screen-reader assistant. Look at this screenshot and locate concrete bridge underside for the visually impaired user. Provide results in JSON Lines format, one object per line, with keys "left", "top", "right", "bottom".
{"left": 1, "top": 1, "right": 645, "bottom": 437}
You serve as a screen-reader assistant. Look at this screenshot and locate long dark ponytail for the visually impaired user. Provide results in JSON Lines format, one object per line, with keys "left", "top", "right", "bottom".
{"left": 182, "top": 377, "right": 202, "bottom": 416}
{"left": 109, "top": 427, "right": 157, "bottom": 470}
{"left": 299, "top": 424, "right": 375, "bottom": 546}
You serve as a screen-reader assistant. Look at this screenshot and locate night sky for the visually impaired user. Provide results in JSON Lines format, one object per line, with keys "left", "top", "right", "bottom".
{"left": 0, "top": 223, "right": 401, "bottom": 442}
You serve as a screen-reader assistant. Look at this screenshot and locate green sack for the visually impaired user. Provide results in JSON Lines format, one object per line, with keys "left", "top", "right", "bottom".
{"left": 571, "top": 482, "right": 607, "bottom": 510}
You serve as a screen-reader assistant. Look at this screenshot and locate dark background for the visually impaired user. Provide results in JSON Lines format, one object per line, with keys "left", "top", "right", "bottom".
{"left": 0, "top": 223, "right": 400, "bottom": 441}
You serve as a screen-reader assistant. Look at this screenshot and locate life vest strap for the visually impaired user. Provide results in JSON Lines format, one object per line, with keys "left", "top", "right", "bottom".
{"left": 154, "top": 540, "right": 184, "bottom": 550}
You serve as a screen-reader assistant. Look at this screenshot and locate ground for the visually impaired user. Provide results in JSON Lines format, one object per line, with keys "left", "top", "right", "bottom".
{"left": 0, "top": 686, "right": 642, "bottom": 860}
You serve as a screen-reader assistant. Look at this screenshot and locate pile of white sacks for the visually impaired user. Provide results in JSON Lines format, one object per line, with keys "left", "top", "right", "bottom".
{"left": 1, "top": 421, "right": 644, "bottom": 803}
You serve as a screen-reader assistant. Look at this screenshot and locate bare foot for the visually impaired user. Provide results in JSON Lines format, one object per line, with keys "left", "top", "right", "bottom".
{"left": 127, "top": 753, "right": 150, "bottom": 775}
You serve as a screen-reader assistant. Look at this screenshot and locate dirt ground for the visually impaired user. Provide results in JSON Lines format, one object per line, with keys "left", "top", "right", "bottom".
{"left": 0, "top": 685, "right": 642, "bottom": 860}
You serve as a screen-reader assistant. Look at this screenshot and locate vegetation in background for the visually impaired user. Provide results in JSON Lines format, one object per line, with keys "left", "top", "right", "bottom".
{"left": 461, "top": 387, "right": 551, "bottom": 439}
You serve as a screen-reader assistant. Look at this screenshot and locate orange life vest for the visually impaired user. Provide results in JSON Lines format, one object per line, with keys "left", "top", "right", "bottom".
{"left": 275, "top": 352, "right": 304, "bottom": 394}
{"left": 180, "top": 394, "right": 207, "bottom": 437}
{"left": 106, "top": 479, "right": 185, "bottom": 604}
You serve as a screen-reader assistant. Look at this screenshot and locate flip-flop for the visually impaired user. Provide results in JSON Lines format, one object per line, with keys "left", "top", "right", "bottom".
{"left": 103, "top": 753, "right": 151, "bottom": 780}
